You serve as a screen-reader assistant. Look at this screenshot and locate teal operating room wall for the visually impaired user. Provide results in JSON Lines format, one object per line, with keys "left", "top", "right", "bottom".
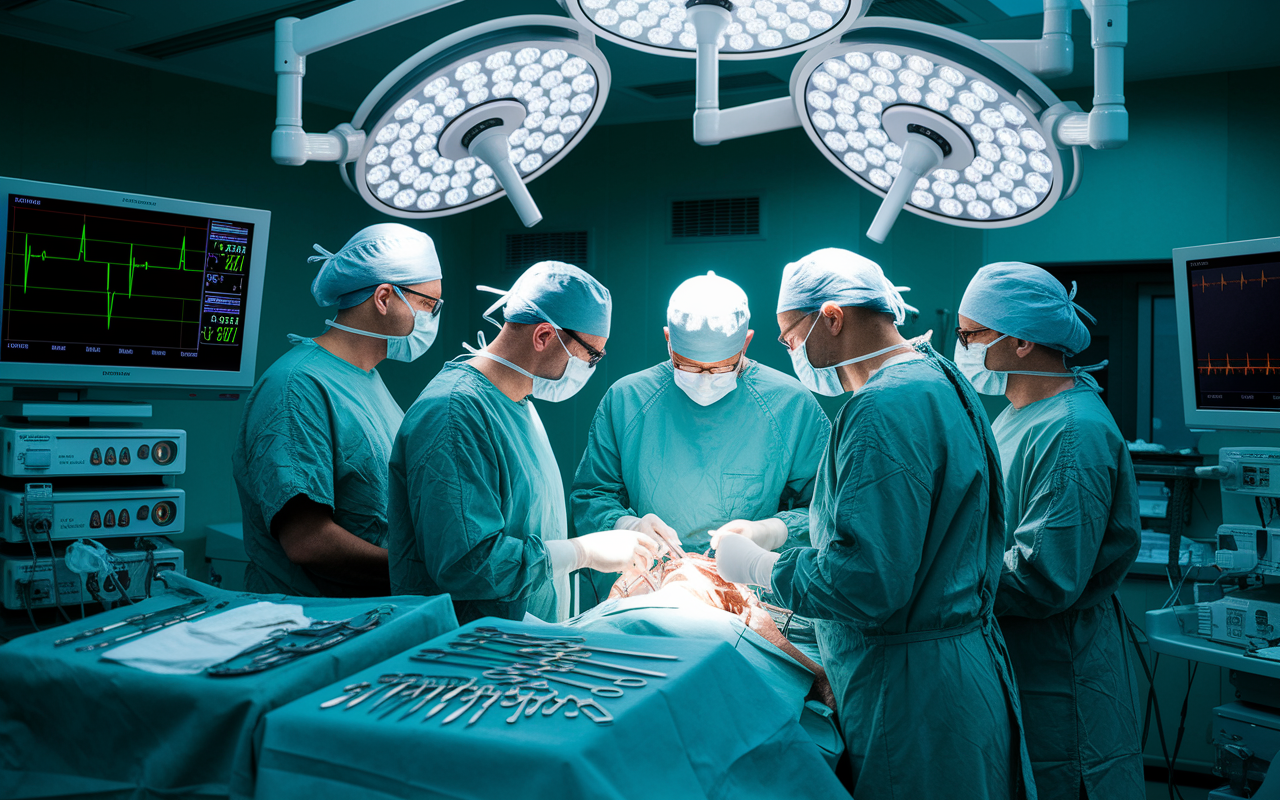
{"left": 3, "top": 30, "right": 1278, "bottom": 553}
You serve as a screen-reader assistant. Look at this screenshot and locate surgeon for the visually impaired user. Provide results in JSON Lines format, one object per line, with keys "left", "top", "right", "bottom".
{"left": 956, "top": 263, "right": 1143, "bottom": 800}
{"left": 233, "top": 223, "right": 443, "bottom": 597}
{"left": 571, "top": 271, "right": 829, "bottom": 557}
{"left": 713, "top": 248, "right": 1035, "bottom": 799}
{"left": 388, "top": 261, "right": 662, "bottom": 623}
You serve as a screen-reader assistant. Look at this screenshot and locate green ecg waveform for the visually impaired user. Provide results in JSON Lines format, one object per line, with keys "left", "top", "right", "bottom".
{"left": 18, "top": 223, "right": 202, "bottom": 328}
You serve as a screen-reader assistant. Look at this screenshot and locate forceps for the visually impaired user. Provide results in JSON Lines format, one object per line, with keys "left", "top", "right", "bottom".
{"left": 449, "top": 643, "right": 649, "bottom": 687}
{"left": 415, "top": 649, "right": 627, "bottom": 698}
{"left": 468, "top": 627, "right": 679, "bottom": 661}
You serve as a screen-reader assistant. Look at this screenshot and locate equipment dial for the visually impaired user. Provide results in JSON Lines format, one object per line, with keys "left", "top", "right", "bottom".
{"left": 151, "top": 500, "right": 175, "bottom": 527}
{"left": 151, "top": 440, "right": 177, "bottom": 466}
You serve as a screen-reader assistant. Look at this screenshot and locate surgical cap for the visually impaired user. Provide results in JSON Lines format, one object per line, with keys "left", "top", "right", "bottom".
{"left": 308, "top": 223, "right": 442, "bottom": 308}
{"left": 667, "top": 271, "right": 750, "bottom": 363}
{"left": 483, "top": 261, "right": 612, "bottom": 338}
{"left": 958, "top": 262, "right": 1094, "bottom": 357}
{"left": 776, "top": 248, "right": 910, "bottom": 325}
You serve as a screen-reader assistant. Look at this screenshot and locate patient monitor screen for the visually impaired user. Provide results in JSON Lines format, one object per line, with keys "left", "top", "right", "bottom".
{"left": 2, "top": 192, "right": 256, "bottom": 372}
{"left": 1186, "top": 249, "right": 1280, "bottom": 413}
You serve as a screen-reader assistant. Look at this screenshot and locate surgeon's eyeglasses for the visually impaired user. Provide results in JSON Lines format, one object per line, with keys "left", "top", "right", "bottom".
{"left": 777, "top": 312, "right": 816, "bottom": 351}
{"left": 955, "top": 326, "right": 992, "bottom": 350}
{"left": 396, "top": 285, "right": 444, "bottom": 317}
{"left": 561, "top": 329, "right": 605, "bottom": 367}
{"left": 673, "top": 356, "right": 742, "bottom": 375}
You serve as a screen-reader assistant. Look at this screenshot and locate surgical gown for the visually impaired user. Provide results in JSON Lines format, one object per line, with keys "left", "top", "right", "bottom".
{"left": 387, "top": 361, "right": 568, "bottom": 624}
{"left": 571, "top": 360, "right": 830, "bottom": 553}
{"left": 992, "top": 373, "right": 1143, "bottom": 800}
{"left": 770, "top": 345, "right": 1036, "bottom": 800}
{"left": 233, "top": 336, "right": 404, "bottom": 596}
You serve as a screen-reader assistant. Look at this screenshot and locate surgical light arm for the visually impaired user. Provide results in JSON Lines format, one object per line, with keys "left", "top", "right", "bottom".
{"left": 687, "top": 2, "right": 800, "bottom": 146}
{"left": 271, "top": 0, "right": 464, "bottom": 166}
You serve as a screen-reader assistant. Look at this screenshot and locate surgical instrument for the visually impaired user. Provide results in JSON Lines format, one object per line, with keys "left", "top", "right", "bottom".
{"left": 458, "top": 637, "right": 669, "bottom": 678}
{"left": 425, "top": 677, "right": 477, "bottom": 721}
{"left": 54, "top": 598, "right": 208, "bottom": 647}
{"left": 321, "top": 682, "right": 371, "bottom": 709}
{"left": 444, "top": 644, "right": 650, "bottom": 687}
{"left": 471, "top": 626, "right": 680, "bottom": 660}
{"left": 75, "top": 607, "right": 210, "bottom": 651}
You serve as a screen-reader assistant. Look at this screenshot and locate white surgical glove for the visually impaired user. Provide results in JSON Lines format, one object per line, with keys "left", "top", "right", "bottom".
{"left": 710, "top": 518, "right": 788, "bottom": 551}
{"left": 546, "top": 531, "right": 662, "bottom": 577}
{"left": 616, "top": 513, "right": 686, "bottom": 556}
{"left": 713, "top": 532, "right": 780, "bottom": 590}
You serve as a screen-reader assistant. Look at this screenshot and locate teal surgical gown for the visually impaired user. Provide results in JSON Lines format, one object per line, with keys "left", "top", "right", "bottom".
{"left": 387, "top": 361, "right": 568, "bottom": 624}
{"left": 992, "top": 373, "right": 1143, "bottom": 800}
{"left": 571, "top": 360, "right": 830, "bottom": 553}
{"left": 770, "top": 345, "right": 1036, "bottom": 800}
{"left": 233, "top": 337, "right": 404, "bottom": 597}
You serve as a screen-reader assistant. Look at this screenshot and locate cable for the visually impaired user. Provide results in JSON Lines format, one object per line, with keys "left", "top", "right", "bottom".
{"left": 19, "top": 582, "right": 42, "bottom": 632}
{"left": 1258, "top": 497, "right": 1269, "bottom": 528}
{"left": 1169, "top": 662, "right": 1199, "bottom": 787}
{"left": 41, "top": 525, "right": 74, "bottom": 624}
{"left": 1124, "top": 610, "right": 1187, "bottom": 800}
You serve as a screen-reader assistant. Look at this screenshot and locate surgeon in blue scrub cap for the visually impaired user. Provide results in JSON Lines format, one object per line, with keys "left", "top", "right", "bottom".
{"left": 957, "top": 262, "right": 1143, "bottom": 800}
{"left": 714, "top": 247, "right": 1036, "bottom": 800}
{"left": 388, "top": 262, "right": 663, "bottom": 624}
{"left": 233, "top": 223, "right": 444, "bottom": 597}
{"left": 571, "top": 271, "right": 829, "bottom": 560}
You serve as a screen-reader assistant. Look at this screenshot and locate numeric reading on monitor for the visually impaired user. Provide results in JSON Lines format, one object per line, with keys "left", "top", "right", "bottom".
{"left": 2, "top": 193, "right": 253, "bottom": 371}
{"left": 1187, "top": 250, "right": 1280, "bottom": 412}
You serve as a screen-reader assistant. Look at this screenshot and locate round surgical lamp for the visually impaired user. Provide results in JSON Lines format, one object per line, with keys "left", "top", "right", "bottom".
{"left": 342, "top": 15, "right": 611, "bottom": 226}
{"left": 559, "top": 0, "right": 870, "bottom": 59}
{"left": 790, "top": 17, "right": 1071, "bottom": 242}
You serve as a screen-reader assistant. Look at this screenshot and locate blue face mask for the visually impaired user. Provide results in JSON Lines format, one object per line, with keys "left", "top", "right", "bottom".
{"left": 325, "top": 287, "right": 439, "bottom": 362}
{"left": 788, "top": 314, "right": 912, "bottom": 396}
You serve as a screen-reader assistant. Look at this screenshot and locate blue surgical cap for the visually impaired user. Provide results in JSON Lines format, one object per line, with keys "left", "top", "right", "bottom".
{"left": 481, "top": 261, "right": 612, "bottom": 338}
{"left": 959, "top": 262, "right": 1094, "bottom": 357}
{"left": 776, "top": 248, "right": 910, "bottom": 325}
{"left": 667, "top": 272, "right": 750, "bottom": 363}
{"left": 309, "top": 223, "right": 441, "bottom": 308}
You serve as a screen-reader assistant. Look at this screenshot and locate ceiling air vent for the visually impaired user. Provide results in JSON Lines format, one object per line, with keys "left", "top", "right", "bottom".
{"left": 632, "top": 71, "right": 784, "bottom": 101}
{"left": 126, "top": 0, "right": 349, "bottom": 60}
{"left": 868, "top": 0, "right": 968, "bottom": 25}
{"left": 671, "top": 197, "right": 761, "bottom": 239}
{"left": 504, "top": 231, "right": 589, "bottom": 272}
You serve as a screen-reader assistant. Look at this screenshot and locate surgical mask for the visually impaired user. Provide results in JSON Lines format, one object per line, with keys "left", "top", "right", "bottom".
{"left": 953, "top": 335, "right": 1072, "bottom": 395}
{"left": 325, "top": 287, "right": 439, "bottom": 362}
{"left": 473, "top": 331, "right": 595, "bottom": 402}
{"left": 789, "top": 315, "right": 913, "bottom": 396}
{"left": 670, "top": 348, "right": 742, "bottom": 406}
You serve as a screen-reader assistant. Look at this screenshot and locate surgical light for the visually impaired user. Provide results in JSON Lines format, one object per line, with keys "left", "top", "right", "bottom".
{"left": 790, "top": 19, "right": 1067, "bottom": 240}
{"left": 559, "top": 0, "right": 864, "bottom": 59}
{"left": 272, "top": 4, "right": 609, "bottom": 227}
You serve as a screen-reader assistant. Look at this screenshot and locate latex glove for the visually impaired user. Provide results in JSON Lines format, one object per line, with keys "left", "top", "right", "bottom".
{"left": 616, "top": 513, "right": 686, "bottom": 557}
{"left": 548, "top": 531, "right": 663, "bottom": 576}
{"left": 711, "top": 518, "right": 788, "bottom": 552}
{"left": 713, "top": 532, "right": 780, "bottom": 590}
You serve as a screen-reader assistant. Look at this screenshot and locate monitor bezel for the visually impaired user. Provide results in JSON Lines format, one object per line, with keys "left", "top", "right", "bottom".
{"left": 1173, "top": 235, "right": 1280, "bottom": 432}
{"left": 0, "top": 176, "right": 270, "bottom": 393}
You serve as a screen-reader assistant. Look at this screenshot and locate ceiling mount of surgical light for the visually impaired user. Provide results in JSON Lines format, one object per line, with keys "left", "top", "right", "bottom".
{"left": 271, "top": 3, "right": 610, "bottom": 228}
{"left": 559, "top": 0, "right": 867, "bottom": 59}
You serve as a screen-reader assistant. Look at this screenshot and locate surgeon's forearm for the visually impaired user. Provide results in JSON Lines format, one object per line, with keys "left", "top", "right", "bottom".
{"left": 773, "top": 508, "right": 811, "bottom": 549}
{"left": 275, "top": 499, "right": 390, "bottom": 591}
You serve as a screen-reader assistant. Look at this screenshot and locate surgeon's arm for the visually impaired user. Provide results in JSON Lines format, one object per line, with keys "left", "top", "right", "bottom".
{"left": 273, "top": 496, "right": 391, "bottom": 594}
{"left": 770, "top": 440, "right": 929, "bottom": 626}
{"left": 993, "top": 460, "right": 1112, "bottom": 618}
{"left": 410, "top": 417, "right": 553, "bottom": 607}
{"left": 570, "top": 394, "right": 638, "bottom": 533}
{"left": 771, "top": 400, "right": 832, "bottom": 549}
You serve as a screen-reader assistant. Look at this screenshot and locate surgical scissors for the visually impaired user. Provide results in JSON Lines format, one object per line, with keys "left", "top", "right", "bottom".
{"left": 447, "top": 643, "right": 648, "bottom": 687}
{"left": 414, "top": 651, "right": 626, "bottom": 699}
{"left": 468, "top": 627, "right": 679, "bottom": 661}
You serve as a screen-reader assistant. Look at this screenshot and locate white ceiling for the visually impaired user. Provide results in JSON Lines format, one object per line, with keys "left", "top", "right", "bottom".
{"left": 2, "top": 0, "right": 1278, "bottom": 126}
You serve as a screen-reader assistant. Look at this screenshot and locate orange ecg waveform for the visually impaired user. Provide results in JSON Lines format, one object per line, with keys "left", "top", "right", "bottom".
{"left": 1196, "top": 270, "right": 1275, "bottom": 292}
{"left": 1198, "top": 353, "right": 1280, "bottom": 375}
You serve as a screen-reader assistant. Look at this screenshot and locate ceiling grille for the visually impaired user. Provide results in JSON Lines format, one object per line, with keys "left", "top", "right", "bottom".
{"left": 504, "top": 231, "right": 589, "bottom": 272}
{"left": 126, "top": 0, "right": 349, "bottom": 60}
{"left": 671, "top": 197, "right": 761, "bottom": 239}
{"left": 869, "top": 0, "right": 967, "bottom": 25}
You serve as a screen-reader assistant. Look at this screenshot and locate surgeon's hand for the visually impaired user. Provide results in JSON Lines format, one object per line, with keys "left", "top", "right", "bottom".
{"left": 711, "top": 518, "right": 788, "bottom": 552}
{"left": 617, "top": 513, "right": 686, "bottom": 558}
{"left": 713, "top": 532, "right": 780, "bottom": 590}
{"left": 573, "top": 530, "right": 664, "bottom": 574}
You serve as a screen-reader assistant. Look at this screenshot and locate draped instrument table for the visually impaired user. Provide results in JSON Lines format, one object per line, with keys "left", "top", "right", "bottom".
{"left": 0, "top": 573, "right": 459, "bottom": 800}
{"left": 254, "top": 617, "right": 849, "bottom": 800}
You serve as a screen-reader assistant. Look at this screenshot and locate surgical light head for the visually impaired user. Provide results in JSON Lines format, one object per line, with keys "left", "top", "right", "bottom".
{"left": 667, "top": 271, "right": 750, "bottom": 363}
{"left": 790, "top": 17, "right": 1069, "bottom": 242}
{"left": 341, "top": 16, "right": 611, "bottom": 227}
{"left": 559, "top": 0, "right": 868, "bottom": 59}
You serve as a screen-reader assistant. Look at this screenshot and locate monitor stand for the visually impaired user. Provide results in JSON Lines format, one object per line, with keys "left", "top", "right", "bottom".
{"left": 1, "top": 390, "right": 152, "bottom": 423}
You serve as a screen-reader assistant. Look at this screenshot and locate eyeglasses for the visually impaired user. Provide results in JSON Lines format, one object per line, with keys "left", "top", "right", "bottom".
{"left": 561, "top": 329, "right": 605, "bottom": 367}
{"left": 396, "top": 285, "right": 444, "bottom": 318}
{"left": 674, "top": 356, "right": 742, "bottom": 375}
{"left": 777, "top": 312, "right": 817, "bottom": 351}
{"left": 954, "top": 326, "right": 993, "bottom": 350}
